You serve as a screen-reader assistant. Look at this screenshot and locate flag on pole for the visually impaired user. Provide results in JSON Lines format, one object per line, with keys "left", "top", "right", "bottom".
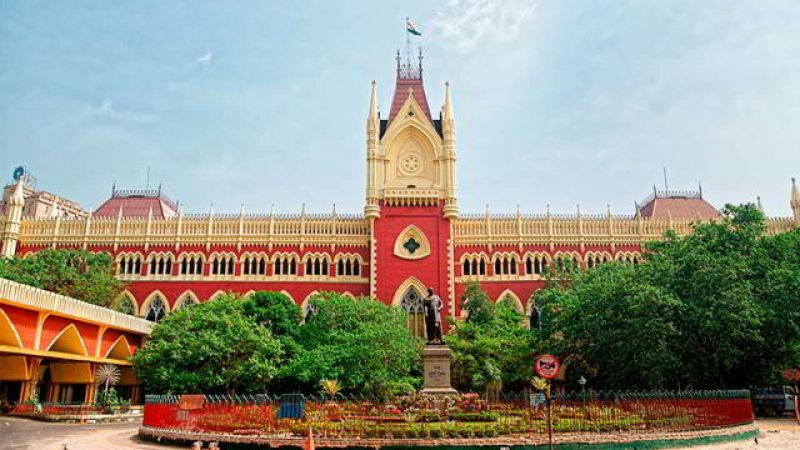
{"left": 406, "top": 18, "right": 422, "bottom": 36}
{"left": 304, "top": 427, "right": 315, "bottom": 450}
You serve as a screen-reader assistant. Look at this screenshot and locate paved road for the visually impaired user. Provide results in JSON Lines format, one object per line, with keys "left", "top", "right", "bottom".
{"left": 1, "top": 416, "right": 799, "bottom": 450}
{"left": 678, "top": 419, "right": 800, "bottom": 450}
{"left": 0, "top": 416, "right": 173, "bottom": 450}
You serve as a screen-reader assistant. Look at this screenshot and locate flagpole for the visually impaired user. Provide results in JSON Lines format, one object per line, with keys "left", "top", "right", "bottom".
{"left": 405, "top": 16, "right": 411, "bottom": 67}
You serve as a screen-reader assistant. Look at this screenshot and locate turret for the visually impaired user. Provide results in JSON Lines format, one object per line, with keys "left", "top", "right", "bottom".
{"left": 441, "top": 81, "right": 459, "bottom": 219}
{"left": 365, "top": 80, "right": 381, "bottom": 220}
{"left": 791, "top": 178, "right": 800, "bottom": 225}
{"left": 1, "top": 178, "right": 25, "bottom": 257}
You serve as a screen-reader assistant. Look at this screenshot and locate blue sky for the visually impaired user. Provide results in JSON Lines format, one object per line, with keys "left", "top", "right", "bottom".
{"left": 1, "top": 0, "right": 799, "bottom": 216}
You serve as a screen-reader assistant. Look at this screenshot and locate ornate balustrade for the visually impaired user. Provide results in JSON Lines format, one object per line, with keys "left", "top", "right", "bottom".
{"left": 17, "top": 214, "right": 371, "bottom": 250}
{"left": 452, "top": 214, "right": 796, "bottom": 246}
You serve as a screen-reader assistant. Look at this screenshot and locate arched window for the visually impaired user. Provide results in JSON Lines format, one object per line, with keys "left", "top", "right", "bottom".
{"left": 493, "top": 254, "right": 518, "bottom": 276}
{"left": 148, "top": 254, "right": 173, "bottom": 276}
{"left": 274, "top": 255, "right": 297, "bottom": 276}
{"left": 399, "top": 287, "right": 425, "bottom": 339}
{"left": 242, "top": 254, "right": 267, "bottom": 275}
{"left": 117, "top": 254, "right": 142, "bottom": 276}
{"left": 145, "top": 296, "right": 167, "bottom": 322}
{"left": 554, "top": 253, "right": 581, "bottom": 273}
{"left": 179, "top": 254, "right": 204, "bottom": 275}
{"left": 462, "top": 254, "right": 487, "bottom": 277}
{"left": 304, "top": 255, "right": 330, "bottom": 276}
{"left": 174, "top": 294, "right": 198, "bottom": 311}
{"left": 335, "top": 255, "right": 361, "bottom": 277}
{"left": 210, "top": 254, "right": 236, "bottom": 275}
{"left": 116, "top": 294, "right": 135, "bottom": 315}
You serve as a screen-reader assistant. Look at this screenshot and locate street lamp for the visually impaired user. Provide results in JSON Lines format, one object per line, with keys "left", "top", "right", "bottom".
{"left": 578, "top": 376, "right": 587, "bottom": 407}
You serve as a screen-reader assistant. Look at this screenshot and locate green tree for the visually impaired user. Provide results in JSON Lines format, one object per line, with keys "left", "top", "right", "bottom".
{"left": 540, "top": 204, "right": 800, "bottom": 389}
{"left": 241, "top": 291, "right": 302, "bottom": 337}
{"left": 241, "top": 291, "right": 303, "bottom": 391}
{"left": 287, "top": 293, "right": 421, "bottom": 399}
{"left": 448, "top": 284, "right": 536, "bottom": 393}
{"left": 461, "top": 281, "right": 494, "bottom": 325}
{"left": 0, "top": 249, "right": 123, "bottom": 308}
{"left": 132, "top": 295, "right": 283, "bottom": 394}
{"left": 539, "top": 263, "right": 682, "bottom": 389}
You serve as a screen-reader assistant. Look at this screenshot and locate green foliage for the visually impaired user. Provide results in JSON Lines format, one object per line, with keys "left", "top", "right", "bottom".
{"left": 288, "top": 292, "right": 421, "bottom": 399}
{"left": 132, "top": 295, "right": 283, "bottom": 394}
{"left": 0, "top": 248, "right": 123, "bottom": 308}
{"left": 95, "top": 387, "right": 130, "bottom": 408}
{"left": 540, "top": 204, "right": 800, "bottom": 389}
{"left": 241, "top": 291, "right": 302, "bottom": 337}
{"left": 447, "top": 283, "right": 535, "bottom": 393}
{"left": 461, "top": 281, "right": 493, "bottom": 325}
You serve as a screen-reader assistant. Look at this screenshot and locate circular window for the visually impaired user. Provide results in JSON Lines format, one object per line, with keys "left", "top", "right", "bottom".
{"left": 400, "top": 154, "right": 422, "bottom": 176}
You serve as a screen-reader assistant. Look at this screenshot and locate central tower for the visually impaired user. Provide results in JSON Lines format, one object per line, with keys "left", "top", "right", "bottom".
{"left": 366, "top": 51, "right": 459, "bottom": 333}
{"left": 365, "top": 50, "right": 458, "bottom": 220}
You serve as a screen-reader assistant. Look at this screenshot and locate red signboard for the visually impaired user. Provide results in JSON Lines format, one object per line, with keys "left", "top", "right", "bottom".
{"left": 534, "top": 354, "right": 561, "bottom": 379}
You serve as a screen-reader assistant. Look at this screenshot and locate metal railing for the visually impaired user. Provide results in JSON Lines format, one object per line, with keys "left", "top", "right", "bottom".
{"left": 142, "top": 390, "right": 754, "bottom": 438}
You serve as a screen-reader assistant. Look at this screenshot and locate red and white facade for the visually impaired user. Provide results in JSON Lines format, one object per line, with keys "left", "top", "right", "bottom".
{"left": 2, "top": 54, "right": 799, "bottom": 334}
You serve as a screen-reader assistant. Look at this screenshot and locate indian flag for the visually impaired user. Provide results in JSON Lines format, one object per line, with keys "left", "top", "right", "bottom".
{"left": 406, "top": 18, "right": 421, "bottom": 36}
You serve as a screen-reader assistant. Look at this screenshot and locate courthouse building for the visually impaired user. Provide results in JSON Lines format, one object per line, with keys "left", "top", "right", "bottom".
{"left": 2, "top": 53, "right": 799, "bottom": 339}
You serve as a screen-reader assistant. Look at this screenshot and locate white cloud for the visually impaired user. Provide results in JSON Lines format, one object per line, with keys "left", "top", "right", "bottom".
{"left": 430, "top": 0, "right": 537, "bottom": 53}
{"left": 196, "top": 51, "right": 213, "bottom": 65}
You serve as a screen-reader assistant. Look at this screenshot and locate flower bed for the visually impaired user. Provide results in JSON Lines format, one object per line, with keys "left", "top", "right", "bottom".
{"left": 142, "top": 390, "right": 753, "bottom": 441}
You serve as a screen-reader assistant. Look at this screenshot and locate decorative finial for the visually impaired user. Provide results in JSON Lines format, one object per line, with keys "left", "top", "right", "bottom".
{"left": 396, "top": 49, "right": 401, "bottom": 73}
{"left": 546, "top": 204, "right": 551, "bottom": 216}
{"left": 239, "top": 203, "right": 245, "bottom": 216}
{"left": 606, "top": 204, "right": 612, "bottom": 217}
{"left": 756, "top": 196, "right": 764, "bottom": 213}
{"left": 270, "top": 203, "right": 275, "bottom": 216}
{"left": 332, "top": 203, "right": 337, "bottom": 215}
{"left": 418, "top": 47, "right": 423, "bottom": 75}
{"left": 698, "top": 181, "right": 703, "bottom": 198}
{"left": 301, "top": 203, "right": 306, "bottom": 216}
{"left": 111, "top": 180, "right": 116, "bottom": 196}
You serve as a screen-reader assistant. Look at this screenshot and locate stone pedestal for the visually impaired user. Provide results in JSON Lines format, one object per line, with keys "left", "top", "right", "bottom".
{"left": 420, "top": 344, "right": 458, "bottom": 395}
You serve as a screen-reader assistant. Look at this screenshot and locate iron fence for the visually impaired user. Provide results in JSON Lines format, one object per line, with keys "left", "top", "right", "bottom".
{"left": 142, "top": 390, "right": 753, "bottom": 439}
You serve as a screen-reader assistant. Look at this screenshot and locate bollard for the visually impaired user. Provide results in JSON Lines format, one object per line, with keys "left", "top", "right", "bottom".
{"left": 191, "top": 441, "right": 202, "bottom": 450}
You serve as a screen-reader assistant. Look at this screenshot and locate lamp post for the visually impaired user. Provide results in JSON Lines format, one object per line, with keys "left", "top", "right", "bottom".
{"left": 578, "top": 376, "right": 587, "bottom": 409}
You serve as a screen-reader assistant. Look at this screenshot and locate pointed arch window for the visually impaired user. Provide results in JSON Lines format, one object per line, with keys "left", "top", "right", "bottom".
{"left": 179, "top": 254, "right": 204, "bottom": 275}
{"left": 493, "top": 254, "right": 518, "bottom": 276}
{"left": 148, "top": 254, "right": 174, "bottom": 276}
{"left": 116, "top": 294, "right": 135, "bottom": 315}
{"left": 335, "top": 255, "right": 361, "bottom": 277}
{"left": 145, "top": 296, "right": 167, "bottom": 322}
{"left": 242, "top": 254, "right": 267, "bottom": 275}
{"left": 117, "top": 255, "right": 142, "bottom": 276}
{"left": 174, "top": 294, "right": 198, "bottom": 311}
{"left": 274, "top": 255, "right": 297, "bottom": 276}
{"left": 210, "top": 254, "right": 236, "bottom": 275}
{"left": 399, "top": 287, "right": 425, "bottom": 339}
{"left": 304, "top": 255, "right": 329, "bottom": 276}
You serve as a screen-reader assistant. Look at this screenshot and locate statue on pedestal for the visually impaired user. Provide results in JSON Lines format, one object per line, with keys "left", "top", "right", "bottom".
{"left": 419, "top": 287, "right": 456, "bottom": 395}
{"left": 423, "top": 287, "right": 443, "bottom": 344}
